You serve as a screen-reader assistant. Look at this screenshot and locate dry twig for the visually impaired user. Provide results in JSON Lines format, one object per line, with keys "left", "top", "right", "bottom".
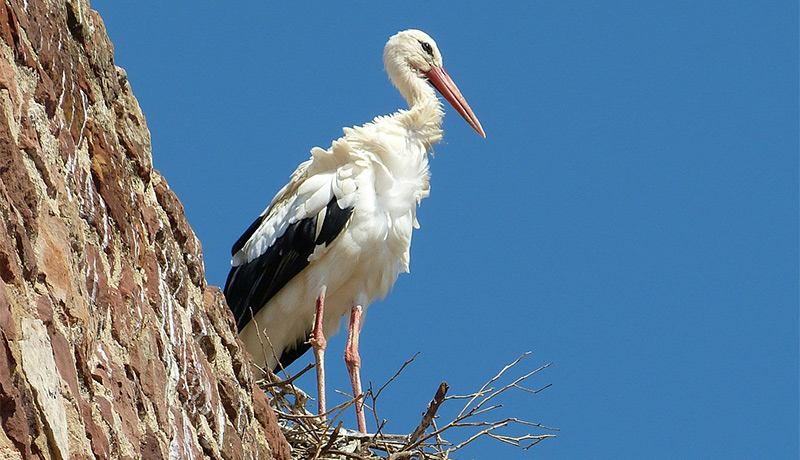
{"left": 408, "top": 381, "right": 448, "bottom": 444}
{"left": 260, "top": 351, "right": 556, "bottom": 459}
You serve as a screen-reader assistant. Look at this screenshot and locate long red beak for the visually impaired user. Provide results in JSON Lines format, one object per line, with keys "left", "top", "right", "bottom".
{"left": 426, "top": 65, "right": 486, "bottom": 138}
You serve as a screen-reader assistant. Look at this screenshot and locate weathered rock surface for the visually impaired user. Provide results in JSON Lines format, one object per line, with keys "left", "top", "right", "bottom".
{"left": 0, "top": 1, "right": 289, "bottom": 458}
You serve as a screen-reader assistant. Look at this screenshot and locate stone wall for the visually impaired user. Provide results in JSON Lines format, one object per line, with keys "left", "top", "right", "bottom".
{"left": 0, "top": 1, "right": 289, "bottom": 458}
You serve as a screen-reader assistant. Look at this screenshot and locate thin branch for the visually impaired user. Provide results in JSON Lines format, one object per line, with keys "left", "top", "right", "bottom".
{"left": 468, "top": 361, "right": 553, "bottom": 416}
{"left": 408, "top": 381, "right": 449, "bottom": 444}
{"left": 261, "top": 362, "right": 315, "bottom": 388}
{"left": 375, "top": 352, "right": 419, "bottom": 400}
{"left": 450, "top": 421, "right": 509, "bottom": 451}
{"left": 513, "top": 382, "right": 553, "bottom": 395}
{"left": 457, "top": 352, "right": 531, "bottom": 419}
{"left": 318, "top": 421, "right": 343, "bottom": 458}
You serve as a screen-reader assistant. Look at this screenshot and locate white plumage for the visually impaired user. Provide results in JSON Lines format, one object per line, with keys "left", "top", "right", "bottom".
{"left": 237, "top": 120, "right": 432, "bottom": 366}
{"left": 224, "top": 29, "right": 484, "bottom": 433}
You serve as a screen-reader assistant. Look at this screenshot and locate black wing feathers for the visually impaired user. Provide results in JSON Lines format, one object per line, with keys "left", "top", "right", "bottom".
{"left": 277, "top": 339, "right": 312, "bottom": 371}
{"left": 223, "top": 198, "right": 354, "bottom": 339}
{"left": 316, "top": 198, "right": 353, "bottom": 246}
{"left": 231, "top": 214, "right": 265, "bottom": 256}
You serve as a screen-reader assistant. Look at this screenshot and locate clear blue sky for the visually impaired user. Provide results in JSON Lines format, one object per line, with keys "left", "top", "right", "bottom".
{"left": 93, "top": 2, "right": 798, "bottom": 458}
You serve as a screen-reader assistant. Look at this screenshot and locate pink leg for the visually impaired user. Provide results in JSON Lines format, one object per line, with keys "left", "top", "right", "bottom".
{"left": 344, "top": 304, "right": 367, "bottom": 433}
{"left": 310, "top": 286, "right": 327, "bottom": 420}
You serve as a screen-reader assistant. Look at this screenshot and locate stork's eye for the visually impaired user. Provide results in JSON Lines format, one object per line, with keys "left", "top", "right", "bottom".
{"left": 419, "top": 41, "right": 434, "bottom": 57}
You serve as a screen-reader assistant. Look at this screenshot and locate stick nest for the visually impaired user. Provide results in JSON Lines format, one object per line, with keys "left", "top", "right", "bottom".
{"left": 258, "top": 352, "right": 557, "bottom": 459}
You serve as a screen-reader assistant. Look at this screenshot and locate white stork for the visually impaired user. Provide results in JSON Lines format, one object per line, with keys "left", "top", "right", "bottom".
{"left": 224, "top": 29, "right": 484, "bottom": 433}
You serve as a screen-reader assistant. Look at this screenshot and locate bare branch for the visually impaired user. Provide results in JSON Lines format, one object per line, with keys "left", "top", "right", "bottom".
{"left": 513, "top": 382, "right": 553, "bottom": 394}
{"left": 261, "top": 362, "right": 315, "bottom": 388}
{"left": 375, "top": 353, "right": 419, "bottom": 400}
{"left": 457, "top": 351, "right": 531, "bottom": 419}
{"left": 468, "top": 361, "right": 553, "bottom": 416}
{"left": 451, "top": 421, "right": 509, "bottom": 451}
{"left": 318, "top": 421, "right": 343, "bottom": 457}
{"left": 408, "top": 381, "right": 449, "bottom": 444}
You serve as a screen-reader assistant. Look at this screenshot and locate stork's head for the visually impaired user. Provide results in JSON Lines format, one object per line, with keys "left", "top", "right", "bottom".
{"left": 384, "top": 30, "right": 443, "bottom": 78}
{"left": 384, "top": 29, "right": 485, "bottom": 138}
